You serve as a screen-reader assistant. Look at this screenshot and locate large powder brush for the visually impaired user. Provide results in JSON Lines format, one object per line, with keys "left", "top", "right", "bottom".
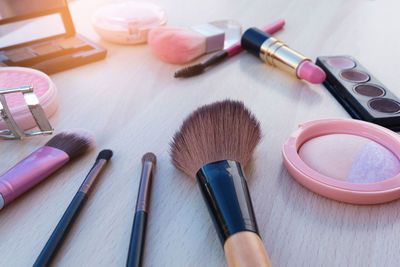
{"left": 170, "top": 100, "right": 271, "bottom": 267}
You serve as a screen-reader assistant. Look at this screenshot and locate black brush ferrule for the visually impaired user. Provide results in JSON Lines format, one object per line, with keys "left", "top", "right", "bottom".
{"left": 241, "top": 27, "right": 271, "bottom": 58}
{"left": 196, "top": 160, "right": 259, "bottom": 245}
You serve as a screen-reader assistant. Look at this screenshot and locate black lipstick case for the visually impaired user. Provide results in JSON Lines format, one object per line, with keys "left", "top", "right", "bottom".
{"left": 316, "top": 56, "right": 400, "bottom": 131}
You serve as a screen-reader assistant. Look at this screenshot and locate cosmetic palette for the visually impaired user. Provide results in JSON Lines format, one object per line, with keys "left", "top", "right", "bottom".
{"left": 316, "top": 56, "right": 400, "bottom": 131}
{"left": 0, "top": 0, "right": 106, "bottom": 74}
{"left": 282, "top": 118, "right": 400, "bottom": 204}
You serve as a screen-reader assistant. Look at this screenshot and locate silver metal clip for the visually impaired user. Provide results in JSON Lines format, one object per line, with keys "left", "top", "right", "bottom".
{"left": 0, "top": 85, "right": 54, "bottom": 140}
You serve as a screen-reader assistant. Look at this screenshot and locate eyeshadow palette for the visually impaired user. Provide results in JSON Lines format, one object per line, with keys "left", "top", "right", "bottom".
{"left": 316, "top": 56, "right": 400, "bottom": 131}
{"left": 0, "top": 0, "right": 106, "bottom": 74}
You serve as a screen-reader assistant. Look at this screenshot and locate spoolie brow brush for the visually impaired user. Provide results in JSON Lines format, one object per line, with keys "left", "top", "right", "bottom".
{"left": 33, "top": 149, "right": 113, "bottom": 267}
{"left": 126, "top": 152, "right": 157, "bottom": 267}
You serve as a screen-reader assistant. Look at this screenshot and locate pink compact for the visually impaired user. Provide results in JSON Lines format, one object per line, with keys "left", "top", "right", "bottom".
{"left": 92, "top": 1, "right": 167, "bottom": 44}
{"left": 282, "top": 118, "right": 400, "bottom": 204}
{"left": 0, "top": 67, "right": 57, "bottom": 137}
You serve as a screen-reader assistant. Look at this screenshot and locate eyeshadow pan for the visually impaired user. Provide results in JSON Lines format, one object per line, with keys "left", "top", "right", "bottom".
{"left": 4, "top": 48, "right": 36, "bottom": 62}
{"left": 31, "top": 43, "right": 62, "bottom": 56}
{"left": 299, "top": 134, "right": 400, "bottom": 183}
{"left": 55, "top": 37, "right": 85, "bottom": 49}
{"left": 354, "top": 84, "right": 385, "bottom": 97}
{"left": 369, "top": 98, "right": 400, "bottom": 114}
{"left": 340, "top": 69, "right": 369, "bottom": 82}
{"left": 327, "top": 57, "right": 355, "bottom": 69}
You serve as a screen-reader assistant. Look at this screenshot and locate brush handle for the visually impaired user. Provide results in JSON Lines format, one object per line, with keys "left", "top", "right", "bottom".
{"left": 224, "top": 231, "right": 271, "bottom": 267}
{"left": 0, "top": 146, "right": 69, "bottom": 209}
{"left": 34, "top": 192, "right": 88, "bottom": 267}
{"left": 203, "top": 50, "right": 229, "bottom": 68}
{"left": 126, "top": 210, "right": 148, "bottom": 267}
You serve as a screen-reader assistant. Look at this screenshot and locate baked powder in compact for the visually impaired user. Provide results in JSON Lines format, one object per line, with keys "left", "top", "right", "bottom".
{"left": 282, "top": 118, "right": 400, "bottom": 205}
{"left": 316, "top": 56, "right": 400, "bottom": 130}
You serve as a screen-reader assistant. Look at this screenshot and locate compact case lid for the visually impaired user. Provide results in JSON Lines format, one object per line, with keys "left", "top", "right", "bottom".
{"left": 92, "top": 1, "right": 167, "bottom": 44}
{"left": 0, "top": 67, "right": 58, "bottom": 131}
{"left": 282, "top": 118, "right": 400, "bottom": 204}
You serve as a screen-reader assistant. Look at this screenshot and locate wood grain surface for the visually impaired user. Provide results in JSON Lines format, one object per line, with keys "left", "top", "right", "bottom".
{"left": 1, "top": 0, "right": 400, "bottom": 266}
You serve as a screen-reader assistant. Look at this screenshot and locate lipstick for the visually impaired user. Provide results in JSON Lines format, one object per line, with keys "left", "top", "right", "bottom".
{"left": 241, "top": 27, "right": 326, "bottom": 84}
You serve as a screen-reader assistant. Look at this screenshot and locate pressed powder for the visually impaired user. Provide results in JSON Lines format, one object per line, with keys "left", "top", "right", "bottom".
{"left": 299, "top": 134, "right": 400, "bottom": 183}
{"left": 282, "top": 118, "right": 400, "bottom": 204}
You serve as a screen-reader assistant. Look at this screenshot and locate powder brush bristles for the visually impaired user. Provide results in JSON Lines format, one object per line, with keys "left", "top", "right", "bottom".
{"left": 170, "top": 100, "right": 261, "bottom": 177}
{"left": 45, "top": 130, "right": 95, "bottom": 159}
{"left": 148, "top": 27, "right": 206, "bottom": 64}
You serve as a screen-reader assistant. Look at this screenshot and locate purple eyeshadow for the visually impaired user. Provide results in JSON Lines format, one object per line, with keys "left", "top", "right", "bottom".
{"left": 327, "top": 57, "right": 355, "bottom": 69}
{"left": 354, "top": 84, "right": 385, "bottom": 97}
{"left": 340, "top": 70, "right": 370, "bottom": 82}
{"left": 369, "top": 98, "right": 400, "bottom": 114}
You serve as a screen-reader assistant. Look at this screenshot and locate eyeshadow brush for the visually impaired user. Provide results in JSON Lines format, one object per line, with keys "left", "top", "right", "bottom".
{"left": 170, "top": 100, "right": 270, "bottom": 267}
{"left": 0, "top": 130, "right": 95, "bottom": 210}
{"left": 174, "top": 19, "right": 285, "bottom": 78}
{"left": 127, "top": 152, "right": 157, "bottom": 267}
{"left": 33, "top": 149, "right": 113, "bottom": 267}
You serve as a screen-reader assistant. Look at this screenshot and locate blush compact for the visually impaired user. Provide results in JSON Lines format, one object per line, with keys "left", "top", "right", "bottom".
{"left": 282, "top": 118, "right": 400, "bottom": 204}
{"left": 316, "top": 56, "right": 400, "bottom": 131}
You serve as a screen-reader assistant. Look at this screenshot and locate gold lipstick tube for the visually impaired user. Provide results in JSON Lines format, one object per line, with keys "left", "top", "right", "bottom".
{"left": 259, "top": 37, "right": 310, "bottom": 77}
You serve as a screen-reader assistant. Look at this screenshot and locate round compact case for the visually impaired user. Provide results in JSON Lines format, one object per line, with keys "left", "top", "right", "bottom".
{"left": 282, "top": 118, "right": 400, "bottom": 204}
{"left": 92, "top": 1, "right": 167, "bottom": 44}
{"left": 0, "top": 67, "right": 58, "bottom": 131}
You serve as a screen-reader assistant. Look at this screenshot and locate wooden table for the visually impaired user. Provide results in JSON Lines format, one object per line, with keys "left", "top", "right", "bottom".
{"left": 1, "top": 0, "right": 400, "bottom": 266}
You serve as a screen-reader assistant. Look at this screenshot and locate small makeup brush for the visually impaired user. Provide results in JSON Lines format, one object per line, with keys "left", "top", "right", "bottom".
{"left": 170, "top": 100, "right": 270, "bottom": 267}
{"left": 34, "top": 149, "right": 112, "bottom": 267}
{"left": 0, "top": 130, "right": 95, "bottom": 210}
{"left": 174, "top": 19, "right": 285, "bottom": 78}
{"left": 126, "top": 152, "right": 157, "bottom": 267}
{"left": 148, "top": 23, "right": 225, "bottom": 64}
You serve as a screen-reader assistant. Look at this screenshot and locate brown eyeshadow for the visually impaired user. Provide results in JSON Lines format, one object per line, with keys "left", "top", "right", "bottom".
{"left": 340, "top": 70, "right": 369, "bottom": 82}
{"left": 4, "top": 48, "right": 36, "bottom": 62}
{"left": 55, "top": 37, "right": 85, "bottom": 49}
{"left": 354, "top": 84, "right": 385, "bottom": 97}
{"left": 31, "top": 43, "right": 62, "bottom": 56}
{"left": 369, "top": 98, "right": 400, "bottom": 114}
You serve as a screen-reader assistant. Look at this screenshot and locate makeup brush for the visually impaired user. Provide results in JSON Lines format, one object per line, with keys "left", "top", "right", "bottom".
{"left": 34, "top": 149, "right": 112, "bottom": 267}
{"left": 0, "top": 130, "right": 95, "bottom": 210}
{"left": 174, "top": 19, "right": 285, "bottom": 78}
{"left": 170, "top": 100, "right": 270, "bottom": 267}
{"left": 126, "top": 152, "right": 157, "bottom": 267}
{"left": 148, "top": 23, "right": 225, "bottom": 64}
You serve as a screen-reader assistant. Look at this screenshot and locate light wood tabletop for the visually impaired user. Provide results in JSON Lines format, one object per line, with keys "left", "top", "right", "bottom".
{"left": 1, "top": 0, "right": 400, "bottom": 266}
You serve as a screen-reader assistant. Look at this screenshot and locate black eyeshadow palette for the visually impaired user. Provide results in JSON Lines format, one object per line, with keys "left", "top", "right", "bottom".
{"left": 0, "top": 0, "right": 106, "bottom": 74}
{"left": 316, "top": 56, "right": 400, "bottom": 131}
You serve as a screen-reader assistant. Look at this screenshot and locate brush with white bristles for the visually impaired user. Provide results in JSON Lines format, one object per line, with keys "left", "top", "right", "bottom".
{"left": 170, "top": 100, "right": 271, "bottom": 267}
{"left": 148, "top": 24, "right": 225, "bottom": 64}
{"left": 0, "top": 130, "right": 95, "bottom": 210}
